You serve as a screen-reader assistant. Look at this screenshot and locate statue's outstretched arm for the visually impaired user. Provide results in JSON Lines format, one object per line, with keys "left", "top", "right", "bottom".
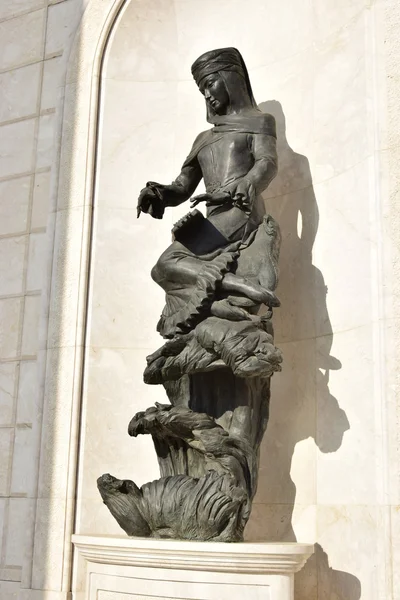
{"left": 164, "top": 161, "right": 202, "bottom": 207}
{"left": 137, "top": 156, "right": 202, "bottom": 218}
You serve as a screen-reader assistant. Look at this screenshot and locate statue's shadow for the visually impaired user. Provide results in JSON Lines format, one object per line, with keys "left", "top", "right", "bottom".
{"left": 245, "top": 100, "right": 361, "bottom": 599}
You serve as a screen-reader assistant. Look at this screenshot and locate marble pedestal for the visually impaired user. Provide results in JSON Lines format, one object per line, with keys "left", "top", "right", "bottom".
{"left": 72, "top": 535, "right": 313, "bottom": 600}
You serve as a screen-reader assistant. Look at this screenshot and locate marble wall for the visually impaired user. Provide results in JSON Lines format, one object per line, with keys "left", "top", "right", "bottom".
{"left": 0, "top": 0, "right": 85, "bottom": 598}
{"left": 0, "top": 0, "right": 399, "bottom": 599}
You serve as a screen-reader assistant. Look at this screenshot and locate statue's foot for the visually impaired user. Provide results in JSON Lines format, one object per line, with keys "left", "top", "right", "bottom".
{"left": 221, "top": 273, "right": 280, "bottom": 307}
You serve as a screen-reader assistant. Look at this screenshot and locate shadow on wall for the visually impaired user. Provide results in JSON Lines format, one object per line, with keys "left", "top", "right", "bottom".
{"left": 314, "top": 544, "right": 361, "bottom": 599}
{"left": 244, "top": 100, "right": 361, "bottom": 600}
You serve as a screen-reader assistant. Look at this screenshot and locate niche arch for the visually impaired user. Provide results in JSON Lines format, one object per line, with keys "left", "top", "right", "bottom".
{"left": 30, "top": 0, "right": 132, "bottom": 595}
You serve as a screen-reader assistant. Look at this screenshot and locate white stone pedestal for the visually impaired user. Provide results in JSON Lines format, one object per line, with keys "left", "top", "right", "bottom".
{"left": 72, "top": 535, "right": 313, "bottom": 600}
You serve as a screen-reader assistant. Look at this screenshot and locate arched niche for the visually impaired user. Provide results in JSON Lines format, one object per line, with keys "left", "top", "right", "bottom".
{"left": 75, "top": 0, "right": 324, "bottom": 542}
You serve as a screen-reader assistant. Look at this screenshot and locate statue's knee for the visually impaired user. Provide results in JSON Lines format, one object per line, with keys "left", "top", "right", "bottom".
{"left": 151, "top": 256, "right": 167, "bottom": 284}
{"left": 151, "top": 261, "right": 161, "bottom": 283}
{"left": 151, "top": 243, "right": 180, "bottom": 285}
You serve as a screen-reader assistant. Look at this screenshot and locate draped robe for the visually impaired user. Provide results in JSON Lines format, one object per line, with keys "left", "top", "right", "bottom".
{"left": 152, "top": 112, "right": 277, "bottom": 338}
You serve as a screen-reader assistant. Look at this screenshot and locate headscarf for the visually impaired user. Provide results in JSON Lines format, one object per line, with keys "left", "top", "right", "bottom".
{"left": 191, "top": 47, "right": 258, "bottom": 121}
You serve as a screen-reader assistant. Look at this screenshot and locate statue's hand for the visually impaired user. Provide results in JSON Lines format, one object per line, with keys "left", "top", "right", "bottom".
{"left": 190, "top": 180, "right": 255, "bottom": 212}
{"left": 137, "top": 182, "right": 165, "bottom": 219}
{"left": 231, "top": 179, "right": 255, "bottom": 215}
{"left": 190, "top": 191, "right": 229, "bottom": 209}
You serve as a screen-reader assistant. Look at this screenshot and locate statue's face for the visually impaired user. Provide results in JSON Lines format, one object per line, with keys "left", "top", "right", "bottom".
{"left": 198, "top": 73, "right": 229, "bottom": 115}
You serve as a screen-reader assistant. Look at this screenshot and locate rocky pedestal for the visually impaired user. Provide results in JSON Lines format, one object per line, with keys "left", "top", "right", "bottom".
{"left": 72, "top": 535, "right": 313, "bottom": 600}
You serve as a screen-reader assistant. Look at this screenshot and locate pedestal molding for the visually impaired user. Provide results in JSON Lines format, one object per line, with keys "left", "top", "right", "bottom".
{"left": 72, "top": 535, "right": 314, "bottom": 575}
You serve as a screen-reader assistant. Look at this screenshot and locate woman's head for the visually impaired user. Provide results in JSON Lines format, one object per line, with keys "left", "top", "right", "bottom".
{"left": 191, "top": 47, "right": 259, "bottom": 121}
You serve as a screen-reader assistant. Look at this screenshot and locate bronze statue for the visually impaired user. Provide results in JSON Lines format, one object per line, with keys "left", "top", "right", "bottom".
{"left": 98, "top": 48, "right": 283, "bottom": 542}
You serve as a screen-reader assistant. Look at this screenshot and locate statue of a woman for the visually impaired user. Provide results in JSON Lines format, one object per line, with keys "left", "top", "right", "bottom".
{"left": 98, "top": 48, "right": 283, "bottom": 542}
{"left": 138, "top": 47, "right": 280, "bottom": 340}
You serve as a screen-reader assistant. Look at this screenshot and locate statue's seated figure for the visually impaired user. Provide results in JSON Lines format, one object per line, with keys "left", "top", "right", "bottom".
{"left": 137, "top": 47, "right": 282, "bottom": 377}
